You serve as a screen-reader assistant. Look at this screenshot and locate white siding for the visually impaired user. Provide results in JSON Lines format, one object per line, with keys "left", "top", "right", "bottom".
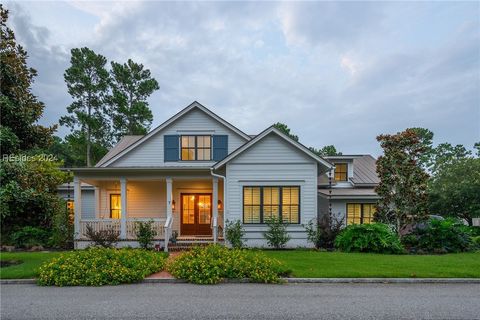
{"left": 225, "top": 133, "right": 318, "bottom": 248}
{"left": 110, "top": 108, "right": 248, "bottom": 167}
{"left": 329, "top": 199, "right": 378, "bottom": 226}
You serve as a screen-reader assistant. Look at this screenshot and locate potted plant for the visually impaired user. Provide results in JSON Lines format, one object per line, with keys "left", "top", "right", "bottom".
{"left": 170, "top": 231, "right": 178, "bottom": 244}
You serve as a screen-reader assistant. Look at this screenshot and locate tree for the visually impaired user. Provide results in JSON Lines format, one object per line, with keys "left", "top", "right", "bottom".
{"left": 60, "top": 47, "right": 110, "bottom": 167}
{"left": 109, "top": 59, "right": 159, "bottom": 142}
{"left": 428, "top": 158, "right": 480, "bottom": 226}
{"left": 374, "top": 129, "right": 429, "bottom": 235}
{"left": 0, "top": 5, "right": 55, "bottom": 155}
{"left": 430, "top": 143, "right": 471, "bottom": 174}
{"left": 309, "top": 145, "right": 342, "bottom": 157}
{"left": 273, "top": 122, "right": 299, "bottom": 141}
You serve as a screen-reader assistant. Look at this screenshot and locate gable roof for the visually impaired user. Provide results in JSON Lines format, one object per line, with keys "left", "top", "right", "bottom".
{"left": 95, "top": 135, "right": 143, "bottom": 167}
{"left": 99, "top": 101, "right": 251, "bottom": 167}
{"left": 212, "top": 126, "right": 334, "bottom": 171}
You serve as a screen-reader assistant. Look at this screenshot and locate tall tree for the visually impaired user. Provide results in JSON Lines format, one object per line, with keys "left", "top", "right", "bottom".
{"left": 374, "top": 129, "right": 429, "bottom": 235}
{"left": 60, "top": 47, "right": 110, "bottom": 167}
{"left": 109, "top": 59, "right": 159, "bottom": 141}
{"left": 0, "top": 5, "right": 55, "bottom": 155}
{"left": 309, "top": 145, "right": 342, "bottom": 157}
{"left": 428, "top": 158, "right": 480, "bottom": 226}
{"left": 273, "top": 122, "right": 299, "bottom": 141}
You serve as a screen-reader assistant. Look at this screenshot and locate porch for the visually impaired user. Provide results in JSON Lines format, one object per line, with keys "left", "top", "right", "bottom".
{"left": 72, "top": 172, "right": 224, "bottom": 251}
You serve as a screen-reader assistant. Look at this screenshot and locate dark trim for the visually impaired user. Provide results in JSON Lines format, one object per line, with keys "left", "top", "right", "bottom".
{"left": 242, "top": 186, "right": 301, "bottom": 224}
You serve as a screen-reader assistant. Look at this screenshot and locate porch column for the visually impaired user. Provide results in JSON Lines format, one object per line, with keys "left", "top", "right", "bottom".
{"left": 212, "top": 177, "right": 219, "bottom": 243}
{"left": 120, "top": 177, "right": 127, "bottom": 239}
{"left": 94, "top": 187, "right": 100, "bottom": 218}
{"left": 166, "top": 178, "right": 173, "bottom": 219}
{"left": 73, "top": 176, "right": 82, "bottom": 241}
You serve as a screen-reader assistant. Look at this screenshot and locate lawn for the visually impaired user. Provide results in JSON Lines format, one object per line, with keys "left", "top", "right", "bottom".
{"left": 1, "top": 251, "right": 64, "bottom": 279}
{"left": 262, "top": 250, "right": 480, "bottom": 278}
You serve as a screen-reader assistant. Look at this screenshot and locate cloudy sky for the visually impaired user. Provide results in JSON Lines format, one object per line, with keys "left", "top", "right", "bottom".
{"left": 6, "top": 1, "right": 480, "bottom": 155}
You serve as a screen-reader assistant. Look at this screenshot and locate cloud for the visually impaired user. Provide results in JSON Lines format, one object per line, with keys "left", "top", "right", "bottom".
{"left": 4, "top": 1, "right": 480, "bottom": 156}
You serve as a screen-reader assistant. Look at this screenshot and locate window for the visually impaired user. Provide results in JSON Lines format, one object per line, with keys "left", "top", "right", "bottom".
{"left": 346, "top": 203, "right": 375, "bottom": 225}
{"left": 334, "top": 163, "right": 348, "bottom": 181}
{"left": 243, "top": 186, "right": 300, "bottom": 224}
{"left": 110, "top": 194, "right": 121, "bottom": 219}
{"left": 181, "top": 135, "right": 211, "bottom": 161}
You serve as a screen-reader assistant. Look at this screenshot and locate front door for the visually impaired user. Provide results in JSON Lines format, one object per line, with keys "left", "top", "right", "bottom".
{"left": 181, "top": 194, "right": 212, "bottom": 236}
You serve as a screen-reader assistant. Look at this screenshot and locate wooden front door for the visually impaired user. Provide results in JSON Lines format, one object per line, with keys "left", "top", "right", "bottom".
{"left": 181, "top": 194, "right": 212, "bottom": 236}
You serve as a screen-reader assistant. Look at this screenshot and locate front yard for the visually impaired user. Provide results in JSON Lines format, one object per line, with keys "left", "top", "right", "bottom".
{"left": 1, "top": 252, "right": 63, "bottom": 279}
{"left": 263, "top": 250, "right": 480, "bottom": 278}
{"left": 2, "top": 250, "right": 480, "bottom": 280}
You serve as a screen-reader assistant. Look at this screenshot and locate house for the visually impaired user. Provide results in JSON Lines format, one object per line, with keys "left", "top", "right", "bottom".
{"left": 68, "top": 101, "right": 380, "bottom": 250}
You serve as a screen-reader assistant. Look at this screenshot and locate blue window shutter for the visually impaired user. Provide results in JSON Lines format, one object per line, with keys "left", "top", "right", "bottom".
{"left": 164, "top": 135, "right": 179, "bottom": 161}
{"left": 213, "top": 135, "right": 228, "bottom": 161}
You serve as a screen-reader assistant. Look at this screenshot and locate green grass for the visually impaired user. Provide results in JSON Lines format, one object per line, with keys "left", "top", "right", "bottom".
{"left": 1, "top": 252, "right": 64, "bottom": 279}
{"left": 262, "top": 250, "right": 480, "bottom": 278}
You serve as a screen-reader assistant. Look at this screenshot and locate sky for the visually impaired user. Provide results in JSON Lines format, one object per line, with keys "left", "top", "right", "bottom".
{"left": 5, "top": 1, "right": 480, "bottom": 155}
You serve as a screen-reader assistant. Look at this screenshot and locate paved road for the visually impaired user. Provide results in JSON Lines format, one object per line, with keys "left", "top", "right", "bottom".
{"left": 1, "top": 283, "right": 479, "bottom": 319}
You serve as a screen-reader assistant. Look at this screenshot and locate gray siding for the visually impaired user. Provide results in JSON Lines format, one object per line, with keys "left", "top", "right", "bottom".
{"left": 58, "top": 189, "right": 95, "bottom": 219}
{"left": 110, "top": 108, "right": 248, "bottom": 167}
{"left": 225, "top": 133, "right": 318, "bottom": 248}
{"left": 329, "top": 199, "right": 378, "bottom": 226}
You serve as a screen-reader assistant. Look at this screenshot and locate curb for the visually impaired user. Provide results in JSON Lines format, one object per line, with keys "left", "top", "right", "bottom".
{"left": 2, "top": 278, "right": 480, "bottom": 285}
{"left": 0, "top": 279, "right": 36, "bottom": 285}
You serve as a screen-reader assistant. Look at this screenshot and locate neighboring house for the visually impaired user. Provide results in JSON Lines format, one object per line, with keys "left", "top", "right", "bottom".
{"left": 67, "top": 101, "right": 379, "bottom": 250}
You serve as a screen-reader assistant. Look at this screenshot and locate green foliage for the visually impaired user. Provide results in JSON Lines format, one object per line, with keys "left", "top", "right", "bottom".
{"left": 85, "top": 224, "right": 120, "bottom": 248}
{"left": 428, "top": 158, "right": 480, "bottom": 226}
{"left": 60, "top": 47, "right": 111, "bottom": 167}
{"left": 50, "top": 201, "right": 74, "bottom": 249}
{"left": 375, "top": 129, "right": 429, "bottom": 234}
{"left": 263, "top": 217, "right": 291, "bottom": 249}
{"left": 0, "top": 156, "right": 70, "bottom": 233}
{"left": 0, "top": 5, "right": 55, "bottom": 155}
{"left": 304, "top": 214, "right": 344, "bottom": 249}
{"left": 309, "top": 145, "right": 342, "bottom": 157}
{"left": 167, "top": 245, "right": 287, "bottom": 284}
{"left": 134, "top": 220, "right": 157, "bottom": 249}
{"left": 273, "top": 122, "right": 299, "bottom": 141}
{"left": 402, "top": 218, "right": 473, "bottom": 254}
{"left": 335, "top": 223, "right": 404, "bottom": 254}
{"left": 37, "top": 248, "right": 167, "bottom": 286}
{"left": 11, "top": 226, "right": 50, "bottom": 248}
{"left": 471, "top": 236, "right": 480, "bottom": 249}
{"left": 109, "top": 59, "right": 159, "bottom": 142}
{"left": 224, "top": 220, "right": 245, "bottom": 248}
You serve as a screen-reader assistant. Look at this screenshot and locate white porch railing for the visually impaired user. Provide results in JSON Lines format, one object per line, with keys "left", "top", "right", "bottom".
{"left": 79, "top": 218, "right": 165, "bottom": 240}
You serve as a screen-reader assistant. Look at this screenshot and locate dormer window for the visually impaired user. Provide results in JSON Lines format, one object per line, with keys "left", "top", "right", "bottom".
{"left": 181, "top": 135, "right": 211, "bottom": 161}
{"left": 334, "top": 163, "right": 348, "bottom": 181}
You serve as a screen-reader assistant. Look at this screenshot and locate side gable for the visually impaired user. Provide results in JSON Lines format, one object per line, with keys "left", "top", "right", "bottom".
{"left": 102, "top": 102, "right": 250, "bottom": 167}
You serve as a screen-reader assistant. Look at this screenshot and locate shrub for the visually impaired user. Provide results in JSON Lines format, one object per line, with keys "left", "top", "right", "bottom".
{"left": 263, "top": 217, "right": 291, "bottom": 249}
{"left": 11, "top": 226, "right": 50, "bottom": 248}
{"left": 335, "top": 223, "right": 404, "bottom": 254}
{"left": 50, "top": 202, "right": 74, "bottom": 249}
{"left": 167, "top": 245, "right": 287, "bottom": 284}
{"left": 224, "top": 220, "right": 245, "bottom": 248}
{"left": 471, "top": 236, "right": 480, "bottom": 250}
{"left": 85, "top": 223, "right": 120, "bottom": 248}
{"left": 38, "top": 248, "right": 167, "bottom": 286}
{"left": 402, "top": 218, "right": 473, "bottom": 253}
{"left": 135, "top": 220, "right": 157, "bottom": 249}
{"left": 304, "top": 214, "right": 344, "bottom": 249}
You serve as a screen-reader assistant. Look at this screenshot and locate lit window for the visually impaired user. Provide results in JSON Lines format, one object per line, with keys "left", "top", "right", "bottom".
{"left": 347, "top": 203, "right": 375, "bottom": 225}
{"left": 66, "top": 200, "right": 74, "bottom": 223}
{"left": 243, "top": 186, "right": 300, "bottom": 224}
{"left": 181, "top": 135, "right": 211, "bottom": 161}
{"left": 110, "top": 194, "right": 121, "bottom": 219}
{"left": 334, "top": 163, "right": 348, "bottom": 181}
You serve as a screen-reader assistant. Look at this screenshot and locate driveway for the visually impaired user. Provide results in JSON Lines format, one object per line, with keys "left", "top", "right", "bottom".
{"left": 1, "top": 283, "right": 479, "bottom": 319}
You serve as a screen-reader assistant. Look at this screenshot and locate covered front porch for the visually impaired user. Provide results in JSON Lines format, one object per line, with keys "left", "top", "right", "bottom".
{"left": 72, "top": 168, "right": 224, "bottom": 251}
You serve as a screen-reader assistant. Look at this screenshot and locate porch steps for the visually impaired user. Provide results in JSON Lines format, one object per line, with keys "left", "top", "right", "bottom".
{"left": 168, "top": 239, "right": 224, "bottom": 252}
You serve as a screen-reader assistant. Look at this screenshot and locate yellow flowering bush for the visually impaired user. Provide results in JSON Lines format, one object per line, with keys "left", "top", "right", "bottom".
{"left": 167, "top": 245, "right": 289, "bottom": 284}
{"left": 37, "top": 248, "right": 167, "bottom": 286}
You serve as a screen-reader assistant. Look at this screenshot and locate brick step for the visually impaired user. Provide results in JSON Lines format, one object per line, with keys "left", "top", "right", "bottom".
{"left": 168, "top": 241, "right": 224, "bottom": 252}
